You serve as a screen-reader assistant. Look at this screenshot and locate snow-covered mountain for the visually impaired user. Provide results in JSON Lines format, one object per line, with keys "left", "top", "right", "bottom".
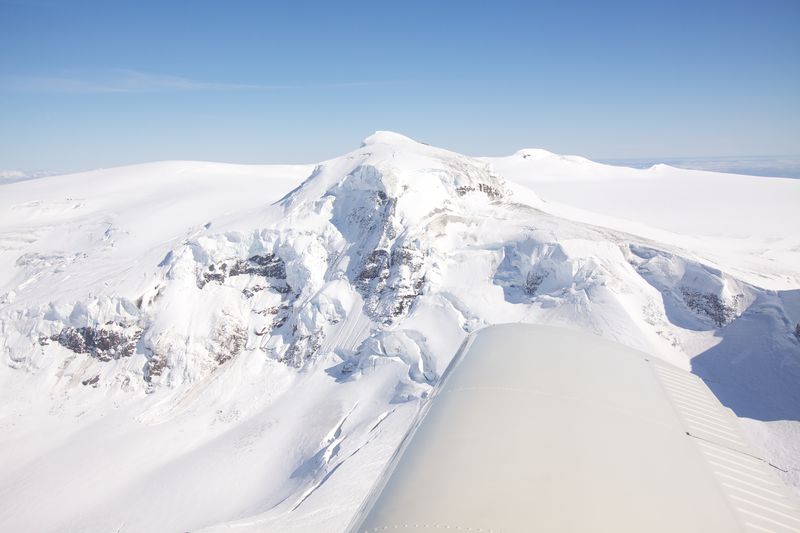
{"left": 0, "top": 169, "right": 68, "bottom": 184}
{"left": 1, "top": 132, "right": 798, "bottom": 532}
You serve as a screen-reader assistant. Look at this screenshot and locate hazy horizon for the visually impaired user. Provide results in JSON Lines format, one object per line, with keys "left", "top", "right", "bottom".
{"left": 4, "top": 147, "right": 800, "bottom": 181}
{"left": 1, "top": 0, "right": 798, "bottom": 170}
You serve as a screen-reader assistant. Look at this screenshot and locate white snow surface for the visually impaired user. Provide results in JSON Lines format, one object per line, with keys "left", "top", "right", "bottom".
{"left": 484, "top": 150, "right": 800, "bottom": 289}
{"left": 1, "top": 132, "right": 798, "bottom": 531}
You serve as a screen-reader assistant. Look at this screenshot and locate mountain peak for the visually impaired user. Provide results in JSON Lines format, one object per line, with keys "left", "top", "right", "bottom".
{"left": 513, "top": 148, "right": 559, "bottom": 159}
{"left": 289, "top": 129, "right": 512, "bottom": 222}
{"left": 361, "top": 130, "right": 419, "bottom": 147}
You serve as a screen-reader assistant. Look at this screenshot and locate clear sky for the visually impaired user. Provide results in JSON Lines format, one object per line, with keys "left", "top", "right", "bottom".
{"left": 1, "top": 0, "right": 798, "bottom": 170}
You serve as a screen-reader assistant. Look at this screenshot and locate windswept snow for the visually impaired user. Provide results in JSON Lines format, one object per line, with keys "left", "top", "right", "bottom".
{"left": 0, "top": 132, "right": 798, "bottom": 531}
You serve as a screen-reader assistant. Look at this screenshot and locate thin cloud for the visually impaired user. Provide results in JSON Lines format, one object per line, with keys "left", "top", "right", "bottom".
{"left": 0, "top": 69, "right": 409, "bottom": 94}
{"left": 2, "top": 70, "right": 282, "bottom": 93}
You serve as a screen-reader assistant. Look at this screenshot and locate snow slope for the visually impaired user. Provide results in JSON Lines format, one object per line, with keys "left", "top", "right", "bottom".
{"left": 485, "top": 149, "right": 800, "bottom": 289}
{"left": 0, "top": 133, "right": 798, "bottom": 531}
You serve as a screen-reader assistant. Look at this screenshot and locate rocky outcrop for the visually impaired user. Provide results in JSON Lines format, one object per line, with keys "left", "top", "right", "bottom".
{"left": 144, "top": 352, "right": 168, "bottom": 383}
{"left": 210, "top": 321, "right": 247, "bottom": 365}
{"left": 680, "top": 287, "right": 741, "bottom": 327}
{"left": 198, "top": 253, "right": 287, "bottom": 289}
{"left": 455, "top": 182, "right": 502, "bottom": 200}
{"left": 282, "top": 328, "right": 324, "bottom": 367}
{"left": 357, "top": 244, "right": 425, "bottom": 324}
{"left": 493, "top": 241, "right": 561, "bottom": 303}
{"left": 525, "top": 270, "right": 548, "bottom": 295}
{"left": 51, "top": 324, "right": 142, "bottom": 361}
{"left": 81, "top": 375, "right": 100, "bottom": 387}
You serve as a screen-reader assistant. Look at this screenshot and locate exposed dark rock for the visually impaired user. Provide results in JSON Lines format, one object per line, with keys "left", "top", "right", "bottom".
{"left": 356, "top": 249, "right": 390, "bottom": 284}
{"left": 525, "top": 271, "right": 548, "bottom": 295}
{"left": 242, "top": 284, "right": 265, "bottom": 298}
{"left": 492, "top": 244, "right": 551, "bottom": 303}
{"left": 478, "top": 183, "right": 502, "bottom": 200}
{"left": 198, "top": 253, "right": 287, "bottom": 289}
{"left": 253, "top": 299, "right": 293, "bottom": 330}
{"left": 795, "top": 323, "right": 800, "bottom": 341}
{"left": 52, "top": 325, "right": 142, "bottom": 361}
{"left": 344, "top": 189, "right": 397, "bottom": 241}
{"left": 343, "top": 185, "right": 425, "bottom": 324}
{"left": 144, "top": 352, "right": 167, "bottom": 382}
{"left": 81, "top": 375, "right": 100, "bottom": 387}
{"left": 357, "top": 245, "right": 425, "bottom": 324}
{"left": 456, "top": 183, "right": 502, "bottom": 200}
{"left": 231, "top": 254, "right": 286, "bottom": 278}
{"left": 273, "top": 284, "right": 292, "bottom": 294}
{"left": 681, "top": 287, "right": 741, "bottom": 327}
{"left": 211, "top": 322, "right": 247, "bottom": 365}
{"left": 282, "top": 329, "right": 324, "bottom": 367}
{"left": 202, "top": 268, "right": 226, "bottom": 286}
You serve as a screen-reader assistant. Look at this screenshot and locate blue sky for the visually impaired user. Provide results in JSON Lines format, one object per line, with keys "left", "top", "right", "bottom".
{"left": 1, "top": 0, "right": 798, "bottom": 170}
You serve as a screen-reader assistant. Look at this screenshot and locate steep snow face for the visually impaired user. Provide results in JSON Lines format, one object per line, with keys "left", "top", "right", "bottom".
{"left": 0, "top": 134, "right": 799, "bottom": 532}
